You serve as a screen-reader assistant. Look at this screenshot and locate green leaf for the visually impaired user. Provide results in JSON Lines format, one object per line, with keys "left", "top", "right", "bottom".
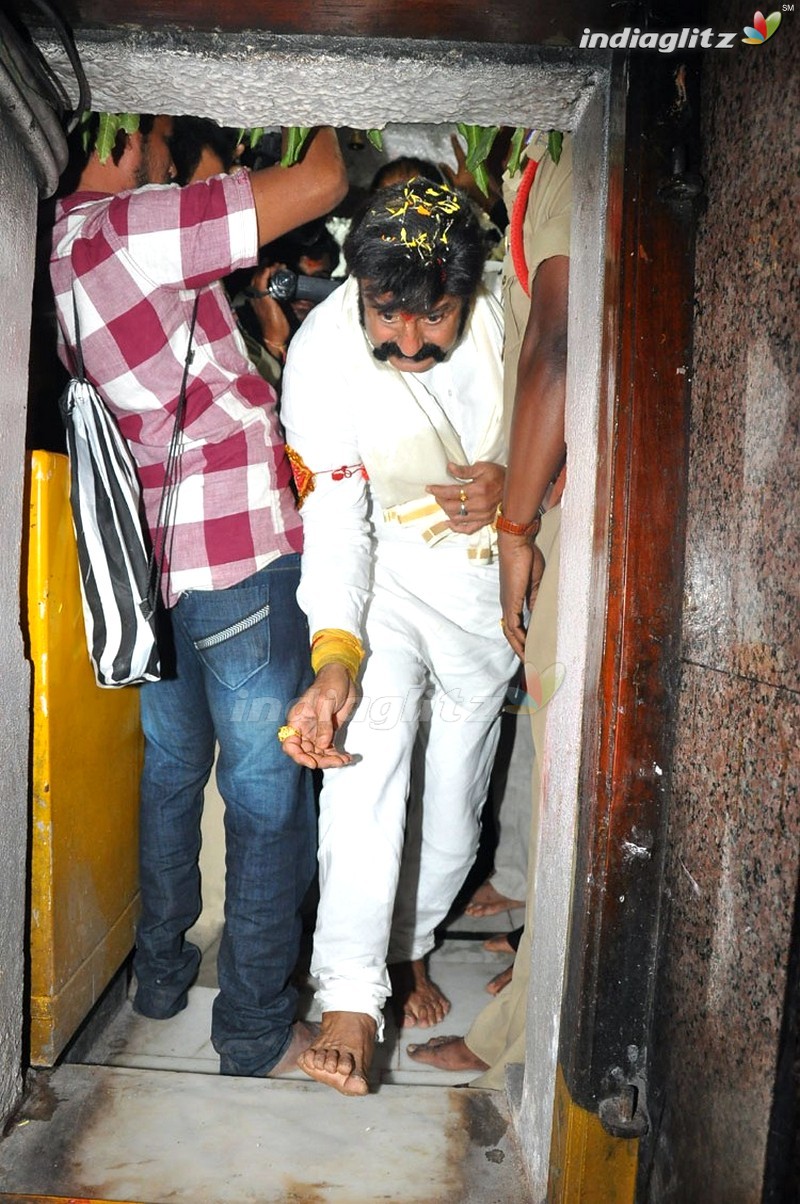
{"left": 86, "top": 113, "right": 141, "bottom": 162}
{"left": 547, "top": 130, "right": 563, "bottom": 166}
{"left": 233, "top": 128, "right": 264, "bottom": 156}
{"left": 506, "top": 127, "right": 527, "bottom": 177}
{"left": 366, "top": 128, "right": 384, "bottom": 151}
{"left": 457, "top": 124, "right": 499, "bottom": 171}
{"left": 456, "top": 123, "right": 500, "bottom": 196}
{"left": 95, "top": 113, "right": 122, "bottom": 164}
{"left": 280, "top": 126, "right": 312, "bottom": 168}
{"left": 471, "top": 160, "right": 491, "bottom": 197}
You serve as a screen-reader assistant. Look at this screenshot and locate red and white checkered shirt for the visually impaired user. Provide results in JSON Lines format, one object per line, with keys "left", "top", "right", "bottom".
{"left": 50, "top": 170, "right": 303, "bottom": 607}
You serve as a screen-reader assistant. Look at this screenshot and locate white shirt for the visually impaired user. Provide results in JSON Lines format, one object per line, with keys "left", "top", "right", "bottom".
{"left": 281, "top": 278, "right": 505, "bottom": 639}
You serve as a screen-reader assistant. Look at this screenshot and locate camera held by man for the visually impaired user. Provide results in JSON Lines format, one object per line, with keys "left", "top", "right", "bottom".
{"left": 248, "top": 267, "right": 341, "bottom": 306}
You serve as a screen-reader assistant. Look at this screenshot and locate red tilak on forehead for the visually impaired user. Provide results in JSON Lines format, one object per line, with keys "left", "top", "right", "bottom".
{"left": 399, "top": 311, "right": 414, "bottom": 321}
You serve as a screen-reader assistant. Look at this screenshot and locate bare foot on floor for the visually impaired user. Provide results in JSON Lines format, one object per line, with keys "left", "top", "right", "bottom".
{"left": 268, "top": 1020, "right": 320, "bottom": 1076}
{"left": 297, "top": 1010, "right": 376, "bottom": 1096}
{"left": 464, "top": 880, "right": 524, "bottom": 918}
{"left": 486, "top": 964, "right": 514, "bottom": 996}
{"left": 483, "top": 932, "right": 517, "bottom": 955}
{"left": 406, "top": 1034, "right": 489, "bottom": 1072}
{"left": 389, "top": 959, "right": 450, "bottom": 1028}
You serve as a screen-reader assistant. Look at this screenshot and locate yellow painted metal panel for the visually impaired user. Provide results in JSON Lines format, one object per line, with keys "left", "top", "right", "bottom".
{"left": 27, "top": 451, "right": 142, "bottom": 1066}
{"left": 0, "top": 1196, "right": 142, "bottom": 1203}
{"left": 548, "top": 1064, "right": 639, "bottom": 1203}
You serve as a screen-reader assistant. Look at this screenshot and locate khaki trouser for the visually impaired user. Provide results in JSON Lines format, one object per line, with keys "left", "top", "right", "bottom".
{"left": 465, "top": 504, "right": 561, "bottom": 1088}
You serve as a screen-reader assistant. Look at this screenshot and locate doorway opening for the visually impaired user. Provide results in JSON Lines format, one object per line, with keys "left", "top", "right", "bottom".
{"left": 8, "top": 30, "right": 615, "bottom": 1200}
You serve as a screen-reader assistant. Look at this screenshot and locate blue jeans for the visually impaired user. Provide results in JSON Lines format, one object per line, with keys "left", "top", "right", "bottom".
{"left": 132, "top": 556, "right": 315, "bottom": 1076}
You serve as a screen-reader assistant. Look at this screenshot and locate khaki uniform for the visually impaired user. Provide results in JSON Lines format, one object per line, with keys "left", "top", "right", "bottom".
{"left": 466, "top": 132, "right": 572, "bottom": 1088}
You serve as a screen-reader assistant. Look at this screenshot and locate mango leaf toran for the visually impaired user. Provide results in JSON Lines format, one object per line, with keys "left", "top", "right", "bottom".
{"left": 83, "top": 116, "right": 562, "bottom": 190}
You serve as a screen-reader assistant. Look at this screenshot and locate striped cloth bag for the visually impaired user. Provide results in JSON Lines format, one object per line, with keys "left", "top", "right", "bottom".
{"left": 59, "top": 294, "right": 197, "bottom": 687}
{"left": 60, "top": 373, "right": 161, "bottom": 686}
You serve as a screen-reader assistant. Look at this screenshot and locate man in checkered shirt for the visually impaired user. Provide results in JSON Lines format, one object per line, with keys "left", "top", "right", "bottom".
{"left": 50, "top": 115, "right": 347, "bottom": 1078}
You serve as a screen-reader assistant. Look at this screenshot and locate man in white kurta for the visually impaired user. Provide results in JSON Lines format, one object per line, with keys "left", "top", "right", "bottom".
{"left": 279, "top": 181, "right": 517, "bottom": 1094}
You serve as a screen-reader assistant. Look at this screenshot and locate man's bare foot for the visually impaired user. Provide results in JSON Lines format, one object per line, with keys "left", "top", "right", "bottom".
{"left": 267, "top": 1020, "right": 320, "bottom": 1076}
{"left": 483, "top": 925, "right": 524, "bottom": 955}
{"left": 463, "top": 879, "right": 525, "bottom": 918}
{"left": 406, "top": 1034, "right": 489, "bottom": 1072}
{"left": 389, "top": 959, "right": 450, "bottom": 1028}
{"left": 486, "top": 965, "right": 514, "bottom": 996}
{"left": 297, "top": 1011, "right": 376, "bottom": 1096}
{"left": 484, "top": 933, "right": 516, "bottom": 954}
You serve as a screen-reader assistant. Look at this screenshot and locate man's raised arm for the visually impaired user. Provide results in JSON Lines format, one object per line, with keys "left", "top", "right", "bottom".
{"left": 249, "top": 128, "right": 348, "bottom": 247}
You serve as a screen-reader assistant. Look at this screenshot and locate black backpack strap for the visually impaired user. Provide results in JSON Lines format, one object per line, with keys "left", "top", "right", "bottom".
{"left": 71, "top": 290, "right": 86, "bottom": 382}
{"left": 147, "top": 295, "right": 201, "bottom": 609}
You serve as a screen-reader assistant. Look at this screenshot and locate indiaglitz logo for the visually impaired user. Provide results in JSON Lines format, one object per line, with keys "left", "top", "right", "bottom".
{"left": 580, "top": 6, "right": 789, "bottom": 50}
{"left": 742, "top": 10, "right": 782, "bottom": 41}
{"left": 504, "top": 663, "right": 566, "bottom": 715}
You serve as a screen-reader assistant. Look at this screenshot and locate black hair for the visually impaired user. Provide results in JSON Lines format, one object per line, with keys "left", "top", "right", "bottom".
{"left": 57, "top": 112, "right": 158, "bottom": 197}
{"left": 344, "top": 180, "right": 484, "bottom": 312}
{"left": 369, "top": 156, "right": 446, "bottom": 192}
{"left": 170, "top": 116, "right": 240, "bottom": 186}
{"left": 263, "top": 219, "right": 340, "bottom": 275}
{"left": 239, "top": 129, "right": 283, "bottom": 172}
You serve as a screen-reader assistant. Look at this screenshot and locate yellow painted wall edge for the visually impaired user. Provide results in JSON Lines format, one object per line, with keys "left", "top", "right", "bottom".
{"left": 548, "top": 1064, "right": 639, "bottom": 1202}
{"left": 27, "top": 451, "right": 142, "bottom": 1066}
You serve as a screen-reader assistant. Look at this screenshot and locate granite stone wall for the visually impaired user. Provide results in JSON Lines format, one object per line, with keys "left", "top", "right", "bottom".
{"left": 647, "top": 4, "right": 799, "bottom": 1200}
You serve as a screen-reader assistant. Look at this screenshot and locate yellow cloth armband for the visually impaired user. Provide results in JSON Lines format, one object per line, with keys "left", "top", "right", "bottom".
{"left": 310, "top": 628, "right": 365, "bottom": 683}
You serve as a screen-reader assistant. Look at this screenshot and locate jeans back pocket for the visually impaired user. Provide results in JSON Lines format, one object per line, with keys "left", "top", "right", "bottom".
{"left": 183, "top": 588, "right": 271, "bottom": 691}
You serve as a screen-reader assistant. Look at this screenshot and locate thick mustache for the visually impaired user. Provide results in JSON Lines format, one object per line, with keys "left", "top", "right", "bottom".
{"left": 372, "top": 341, "right": 447, "bottom": 364}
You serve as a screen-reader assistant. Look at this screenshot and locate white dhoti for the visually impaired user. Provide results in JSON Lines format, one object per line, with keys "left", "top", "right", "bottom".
{"left": 311, "top": 543, "right": 515, "bottom": 1034}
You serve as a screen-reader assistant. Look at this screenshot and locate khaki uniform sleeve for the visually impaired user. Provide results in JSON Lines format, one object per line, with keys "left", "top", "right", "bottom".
{"left": 521, "top": 132, "right": 572, "bottom": 285}
{"left": 501, "top": 133, "right": 573, "bottom": 428}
